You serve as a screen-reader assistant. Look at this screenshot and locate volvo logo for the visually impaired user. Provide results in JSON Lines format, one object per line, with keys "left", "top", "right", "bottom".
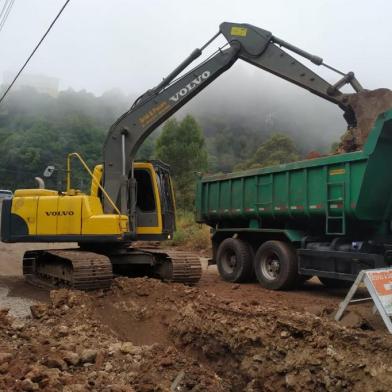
{"left": 169, "top": 71, "right": 211, "bottom": 103}
{"left": 45, "top": 211, "right": 74, "bottom": 216}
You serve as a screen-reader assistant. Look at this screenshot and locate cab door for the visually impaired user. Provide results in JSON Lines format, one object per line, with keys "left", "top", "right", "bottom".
{"left": 155, "top": 166, "right": 176, "bottom": 234}
{"left": 134, "top": 164, "right": 162, "bottom": 235}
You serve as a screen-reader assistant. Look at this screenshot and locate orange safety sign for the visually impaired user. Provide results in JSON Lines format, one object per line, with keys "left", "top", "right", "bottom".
{"left": 367, "top": 270, "right": 392, "bottom": 315}
{"left": 335, "top": 268, "right": 392, "bottom": 333}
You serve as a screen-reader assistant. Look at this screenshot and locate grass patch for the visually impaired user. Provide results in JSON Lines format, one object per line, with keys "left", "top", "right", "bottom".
{"left": 168, "top": 212, "right": 211, "bottom": 251}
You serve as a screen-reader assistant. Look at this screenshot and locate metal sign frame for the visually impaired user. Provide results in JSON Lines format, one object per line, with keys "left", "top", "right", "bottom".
{"left": 335, "top": 268, "right": 392, "bottom": 333}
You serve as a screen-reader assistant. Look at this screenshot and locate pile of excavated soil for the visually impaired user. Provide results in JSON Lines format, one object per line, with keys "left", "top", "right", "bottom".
{"left": 1, "top": 277, "right": 392, "bottom": 391}
{"left": 338, "top": 88, "right": 392, "bottom": 152}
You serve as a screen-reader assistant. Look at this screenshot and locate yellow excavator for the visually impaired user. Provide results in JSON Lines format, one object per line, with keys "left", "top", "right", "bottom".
{"left": 0, "top": 22, "right": 363, "bottom": 290}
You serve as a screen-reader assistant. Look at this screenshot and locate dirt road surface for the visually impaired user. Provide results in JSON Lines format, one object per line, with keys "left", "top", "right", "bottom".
{"left": 0, "top": 243, "right": 392, "bottom": 391}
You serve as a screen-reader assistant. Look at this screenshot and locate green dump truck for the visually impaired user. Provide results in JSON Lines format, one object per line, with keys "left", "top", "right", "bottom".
{"left": 195, "top": 111, "right": 392, "bottom": 290}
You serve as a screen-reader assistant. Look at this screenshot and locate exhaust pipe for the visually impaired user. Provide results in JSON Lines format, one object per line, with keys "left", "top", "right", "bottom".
{"left": 34, "top": 177, "right": 45, "bottom": 189}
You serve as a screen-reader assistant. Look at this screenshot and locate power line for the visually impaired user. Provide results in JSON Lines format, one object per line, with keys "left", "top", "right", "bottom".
{"left": 0, "top": 0, "right": 10, "bottom": 23}
{"left": 0, "top": 0, "right": 15, "bottom": 32}
{"left": 0, "top": 0, "right": 15, "bottom": 33}
{"left": 0, "top": 0, "right": 71, "bottom": 106}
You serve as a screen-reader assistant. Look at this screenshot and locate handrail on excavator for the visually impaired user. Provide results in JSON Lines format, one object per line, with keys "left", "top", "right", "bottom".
{"left": 66, "top": 152, "right": 121, "bottom": 216}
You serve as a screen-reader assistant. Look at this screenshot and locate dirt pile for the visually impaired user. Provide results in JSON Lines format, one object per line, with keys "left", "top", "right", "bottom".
{"left": 172, "top": 297, "right": 392, "bottom": 391}
{"left": 1, "top": 277, "right": 392, "bottom": 391}
{"left": 338, "top": 88, "right": 392, "bottom": 152}
{"left": 0, "top": 284, "right": 225, "bottom": 392}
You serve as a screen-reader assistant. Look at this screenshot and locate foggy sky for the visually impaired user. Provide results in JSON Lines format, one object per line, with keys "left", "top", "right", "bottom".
{"left": 1, "top": 0, "right": 391, "bottom": 144}
{"left": 1, "top": 0, "right": 391, "bottom": 92}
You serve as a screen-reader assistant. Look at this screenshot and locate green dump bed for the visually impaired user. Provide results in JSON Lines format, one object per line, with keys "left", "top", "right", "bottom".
{"left": 196, "top": 111, "right": 392, "bottom": 237}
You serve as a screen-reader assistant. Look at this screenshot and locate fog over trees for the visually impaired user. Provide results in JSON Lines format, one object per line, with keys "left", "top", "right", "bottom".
{"left": 0, "top": 76, "right": 346, "bottom": 196}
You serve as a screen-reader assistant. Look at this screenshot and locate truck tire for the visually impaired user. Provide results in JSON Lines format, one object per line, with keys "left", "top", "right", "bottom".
{"left": 254, "top": 240, "right": 298, "bottom": 290}
{"left": 216, "top": 238, "right": 254, "bottom": 283}
{"left": 318, "top": 277, "right": 352, "bottom": 289}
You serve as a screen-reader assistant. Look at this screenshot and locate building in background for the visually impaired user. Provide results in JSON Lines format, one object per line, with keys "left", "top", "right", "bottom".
{"left": 2, "top": 71, "right": 59, "bottom": 97}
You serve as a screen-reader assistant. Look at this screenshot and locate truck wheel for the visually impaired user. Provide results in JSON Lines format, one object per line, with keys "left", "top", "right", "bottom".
{"left": 319, "top": 277, "right": 352, "bottom": 289}
{"left": 254, "top": 241, "right": 298, "bottom": 290}
{"left": 216, "top": 238, "right": 254, "bottom": 283}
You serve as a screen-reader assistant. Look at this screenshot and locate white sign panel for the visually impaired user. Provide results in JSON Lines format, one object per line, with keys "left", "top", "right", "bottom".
{"left": 366, "top": 269, "right": 392, "bottom": 316}
{"left": 335, "top": 268, "right": 392, "bottom": 333}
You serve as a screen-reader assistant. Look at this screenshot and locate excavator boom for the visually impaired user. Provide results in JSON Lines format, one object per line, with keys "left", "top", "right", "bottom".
{"left": 103, "top": 22, "right": 363, "bottom": 230}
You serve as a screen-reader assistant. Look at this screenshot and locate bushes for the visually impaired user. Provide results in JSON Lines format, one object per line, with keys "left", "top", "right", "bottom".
{"left": 169, "top": 212, "right": 210, "bottom": 251}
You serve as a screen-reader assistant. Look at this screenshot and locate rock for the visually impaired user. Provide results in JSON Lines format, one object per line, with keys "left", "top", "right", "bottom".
{"left": 305, "top": 305, "right": 328, "bottom": 317}
{"left": 285, "top": 372, "right": 297, "bottom": 387}
{"left": 50, "top": 289, "right": 69, "bottom": 308}
{"left": 252, "top": 354, "right": 264, "bottom": 363}
{"left": 63, "top": 351, "right": 79, "bottom": 366}
{"left": 25, "top": 366, "right": 45, "bottom": 383}
{"left": 45, "top": 355, "right": 67, "bottom": 370}
{"left": 63, "top": 384, "right": 86, "bottom": 392}
{"left": 30, "top": 303, "right": 48, "bottom": 319}
{"left": 159, "top": 357, "right": 174, "bottom": 367}
{"left": 67, "top": 292, "right": 81, "bottom": 307}
{"left": 46, "top": 318, "right": 56, "bottom": 326}
{"left": 95, "top": 350, "right": 105, "bottom": 368}
{"left": 80, "top": 349, "right": 97, "bottom": 364}
{"left": 280, "top": 330, "right": 290, "bottom": 338}
{"left": 104, "top": 362, "right": 113, "bottom": 372}
{"left": 35, "top": 367, "right": 61, "bottom": 389}
{"left": 12, "top": 320, "right": 26, "bottom": 331}
{"left": 0, "top": 362, "right": 8, "bottom": 373}
{"left": 326, "top": 345, "right": 343, "bottom": 362}
{"left": 20, "top": 378, "right": 39, "bottom": 391}
{"left": 231, "top": 284, "right": 240, "bottom": 290}
{"left": 120, "top": 342, "right": 137, "bottom": 354}
{"left": 135, "top": 288, "right": 149, "bottom": 297}
{"left": 57, "top": 325, "right": 69, "bottom": 337}
{"left": 340, "top": 311, "right": 372, "bottom": 330}
{"left": 0, "top": 352, "right": 12, "bottom": 363}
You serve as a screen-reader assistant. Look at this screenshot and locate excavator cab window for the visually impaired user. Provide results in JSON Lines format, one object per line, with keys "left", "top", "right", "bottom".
{"left": 134, "top": 169, "right": 156, "bottom": 212}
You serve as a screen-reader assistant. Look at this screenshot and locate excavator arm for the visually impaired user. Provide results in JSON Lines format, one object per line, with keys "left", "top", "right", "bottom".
{"left": 103, "top": 22, "right": 363, "bottom": 233}
{"left": 103, "top": 44, "right": 240, "bottom": 220}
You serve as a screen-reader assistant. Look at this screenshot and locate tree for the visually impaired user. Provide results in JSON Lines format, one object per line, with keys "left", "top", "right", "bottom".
{"left": 0, "top": 86, "right": 129, "bottom": 191}
{"left": 235, "top": 133, "right": 300, "bottom": 170}
{"left": 136, "top": 134, "right": 156, "bottom": 160}
{"left": 202, "top": 118, "right": 264, "bottom": 172}
{"left": 0, "top": 113, "right": 104, "bottom": 191}
{"left": 156, "top": 115, "right": 208, "bottom": 210}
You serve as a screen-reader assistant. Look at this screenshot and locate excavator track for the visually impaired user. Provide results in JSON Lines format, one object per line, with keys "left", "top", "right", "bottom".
{"left": 23, "top": 249, "right": 113, "bottom": 291}
{"left": 22, "top": 247, "right": 202, "bottom": 291}
{"left": 141, "top": 248, "right": 202, "bottom": 285}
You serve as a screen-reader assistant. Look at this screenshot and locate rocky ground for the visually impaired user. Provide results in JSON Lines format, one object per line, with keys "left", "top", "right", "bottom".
{"left": 0, "top": 273, "right": 392, "bottom": 391}
{"left": 1, "top": 245, "right": 392, "bottom": 391}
